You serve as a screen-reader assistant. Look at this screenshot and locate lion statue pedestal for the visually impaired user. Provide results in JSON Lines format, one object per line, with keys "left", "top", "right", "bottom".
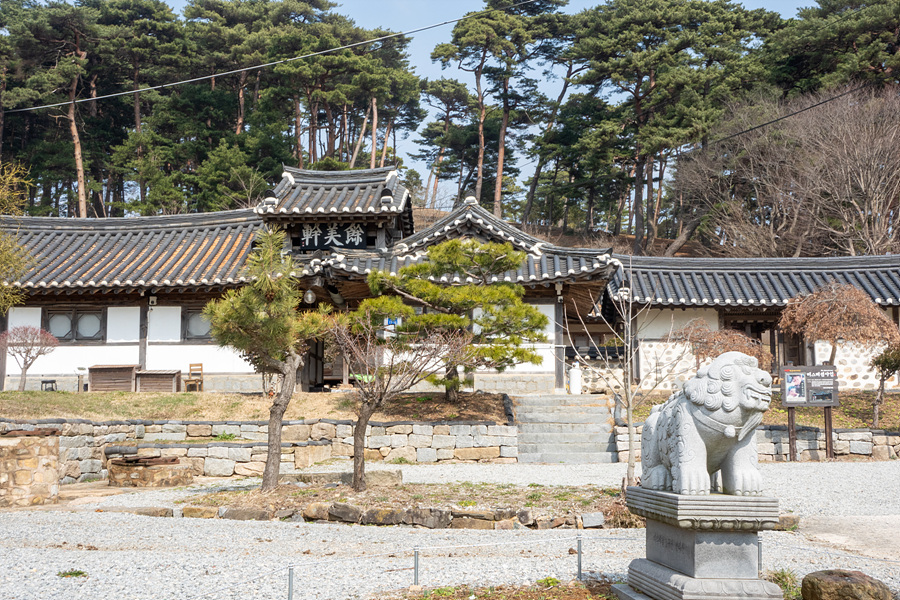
{"left": 611, "top": 352, "right": 783, "bottom": 600}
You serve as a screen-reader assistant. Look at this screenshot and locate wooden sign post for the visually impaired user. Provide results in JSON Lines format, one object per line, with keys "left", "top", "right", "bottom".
{"left": 781, "top": 366, "right": 839, "bottom": 461}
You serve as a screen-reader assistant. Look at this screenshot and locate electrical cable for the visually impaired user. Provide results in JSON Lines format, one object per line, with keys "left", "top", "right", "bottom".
{"left": 3, "top": 0, "right": 543, "bottom": 115}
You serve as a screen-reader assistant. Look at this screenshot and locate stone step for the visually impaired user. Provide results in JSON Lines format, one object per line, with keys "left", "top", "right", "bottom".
{"left": 515, "top": 412, "right": 612, "bottom": 424}
{"left": 517, "top": 423, "right": 612, "bottom": 434}
{"left": 519, "top": 442, "right": 617, "bottom": 454}
{"left": 518, "top": 431, "right": 614, "bottom": 445}
{"left": 514, "top": 406, "right": 611, "bottom": 416}
{"left": 517, "top": 452, "right": 618, "bottom": 464}
{"left": 513, "top": 396, "right": 612, "bottom": 408}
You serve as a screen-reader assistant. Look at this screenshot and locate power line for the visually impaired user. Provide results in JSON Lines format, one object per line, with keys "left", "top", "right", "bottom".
{"left": 4, "top": 0, "right": 543, "bottom": 115}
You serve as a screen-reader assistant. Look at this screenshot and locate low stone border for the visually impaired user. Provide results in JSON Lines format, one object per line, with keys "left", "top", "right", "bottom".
{"left": 94, "top": 502, "right": 608, "bottom": 530}
{"left": 614, "top": 424, "right": 900, "bottom": 463}
{"left": 1, "top": 410, "right": 519, "bottom": 484}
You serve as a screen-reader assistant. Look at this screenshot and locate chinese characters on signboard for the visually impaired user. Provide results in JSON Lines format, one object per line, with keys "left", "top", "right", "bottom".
{"left": 781, "top": 365, "right": 839, "bottom": 407}
{"left": 292, "top": 223, "right": 367, "bottom": 250}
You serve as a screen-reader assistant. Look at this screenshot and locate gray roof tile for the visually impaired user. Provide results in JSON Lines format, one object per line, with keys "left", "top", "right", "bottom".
{"left": 610, "top": 255, "right": 900, "bottom": 306}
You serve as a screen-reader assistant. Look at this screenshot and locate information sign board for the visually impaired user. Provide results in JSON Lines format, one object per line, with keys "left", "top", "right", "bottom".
{"left": 781, "top": 365, "right": 839, "bottom": 407}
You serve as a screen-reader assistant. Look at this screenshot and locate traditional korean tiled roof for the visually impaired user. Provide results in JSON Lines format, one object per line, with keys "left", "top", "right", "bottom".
{"left": 1, "top": 210, "right": 268, "bottom": 293}
{"left": 326, "top": 201, "right": 618, "bottom": 285}
{"left": 258, "top": 166, "right": 414, "bottom": 234}
{"left": 608, "top": 254, "right": 900, "bottom": 307}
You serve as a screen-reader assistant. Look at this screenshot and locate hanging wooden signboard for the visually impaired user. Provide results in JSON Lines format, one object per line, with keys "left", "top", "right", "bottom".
{"left": 781, "top": 365, "right": 839, "bottom": 460}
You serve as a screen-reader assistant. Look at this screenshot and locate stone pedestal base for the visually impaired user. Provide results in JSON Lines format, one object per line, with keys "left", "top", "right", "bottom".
{"left": 613, "top": 559, "right": 782, "bottom": 600}
{"left": 612, "top": 488, "right": 782, "bottom": 600}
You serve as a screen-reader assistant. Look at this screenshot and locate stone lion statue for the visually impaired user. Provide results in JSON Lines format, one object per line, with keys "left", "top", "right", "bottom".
{"left": 641, "top": 351, "right": 772, "bottom": 496}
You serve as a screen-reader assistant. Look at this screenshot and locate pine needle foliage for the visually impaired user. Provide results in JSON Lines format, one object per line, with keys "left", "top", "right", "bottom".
{"left": 203, "top": 228, "right": 330, "bottom": 491}
{"left": 367, "top": 239, "right": 548, "bottom": 401}
{"left": 779, "top": 281, "right": 900, "bottom": 365}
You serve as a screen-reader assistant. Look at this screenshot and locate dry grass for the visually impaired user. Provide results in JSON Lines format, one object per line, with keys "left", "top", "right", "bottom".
{"left": 0, "top": 390, "right": 507, "bottom": 423}
{"left": 183, "top": 481, "right": 644, "bottom": 529}
{"left": 633, "top": 391, "right": 900, "bottom": 431}
{"left": 385, "top": 577, "right": 616, "bottom": 600}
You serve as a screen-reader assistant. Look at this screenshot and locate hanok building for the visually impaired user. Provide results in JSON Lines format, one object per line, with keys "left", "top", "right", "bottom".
{"left": 0, "top": 167, "right": 620, "bottom": 392}
{"left": 591, "top": 255, "right": 900, "bottom": 392}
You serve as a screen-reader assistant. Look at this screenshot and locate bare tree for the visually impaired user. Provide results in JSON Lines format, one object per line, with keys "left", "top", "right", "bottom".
{"left": 568, "top": 268, "right": 693, "bottom": 487}
{"left": 779, "top": 281, "right": 900, "bottom": 366}
{"left": 0, "top": 326, "right": 59, "bottom": 391}
{"left": 330, "top": 302, "right": 472, "bottom": 492}
{"left": 671, "top": 318, "right": 773, "bottom": 372}
{"left": 673, "top": 86, "right": 900, "bottom": 257}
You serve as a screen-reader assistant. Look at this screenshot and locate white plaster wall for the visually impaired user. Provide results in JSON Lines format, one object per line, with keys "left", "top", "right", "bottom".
{"left": 107, "top": 307, "right": 139, "bottom": 343}
{"left": 7, "top": 345, "right": 141, "bottom": 375}
{"left": 146, "top": 344, "right": 255, "bottom": 373}
{"left": 637, "top": 308, "right": 718, "bottom": 340}
{"left": 8, "top": 307, "right": 41, "bottom": 329}
{"left": 813, "top": 341, "right": 887, "bottom": 391}
{"left": 148, "top": 306, "right": 180, "bottom": 342}
{"left": 472, "top": 303, "right": 556, "bottom": 374}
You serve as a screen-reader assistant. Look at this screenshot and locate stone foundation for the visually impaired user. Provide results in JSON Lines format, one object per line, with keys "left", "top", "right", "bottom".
{"left": 107, "top": 458, "right": 195, "bottom": 487}
{"left": 2, "top": 411, "right": 518, "bottom": 484}
{"left": 614, "top": 424, "right": 900, "bottom": 463}
{"left": 0, "top": 429, "right": 60, "bottom": 507}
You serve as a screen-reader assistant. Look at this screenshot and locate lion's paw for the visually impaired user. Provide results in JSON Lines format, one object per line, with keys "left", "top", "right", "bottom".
{"left": 675, "top": 464, "right": 710, "bottom": 495}
{"left": 723, "top": 468, "right": 763, "bottom": 496}
{"left": 642, "top": 465, "right": 671, "bottom": 491}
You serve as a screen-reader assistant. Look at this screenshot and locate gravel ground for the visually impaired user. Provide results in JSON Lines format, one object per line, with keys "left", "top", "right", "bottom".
{"left": 1, "top": 461, "right": 898, "bottom": 600}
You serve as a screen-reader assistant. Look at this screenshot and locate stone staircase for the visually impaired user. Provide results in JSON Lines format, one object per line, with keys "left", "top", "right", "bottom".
{"left": 513, "top": 394, "right": 618, "bottom": 463}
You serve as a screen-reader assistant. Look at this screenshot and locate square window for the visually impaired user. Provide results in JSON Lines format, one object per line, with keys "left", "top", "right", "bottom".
{"left": 45, "top": 309, "right": 104, "bottom": 341}
{"left": 183, "top": 310, "right": 212, "bottom": 340}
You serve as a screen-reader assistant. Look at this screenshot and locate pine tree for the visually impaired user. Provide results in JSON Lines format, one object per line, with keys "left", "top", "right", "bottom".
{"left": 204, "top": 228, "right": 330, "bottom": 491}
{"left": 368, "top": 239, "right": 548, "bottom": 402}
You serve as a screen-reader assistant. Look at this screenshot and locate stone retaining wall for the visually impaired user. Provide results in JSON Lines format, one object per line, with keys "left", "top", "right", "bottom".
{"left": 614, "top": 424, "right": 900, "bottom": 463}
{"left": 0, "top": 430, "right": 59, "bottom": 507}
{"left": 0, "top": 416, "right": 518, "bottom": 484}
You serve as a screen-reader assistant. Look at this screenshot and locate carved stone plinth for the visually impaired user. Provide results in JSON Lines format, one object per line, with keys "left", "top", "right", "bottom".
{"left": 612, "top": 488, "right": 783, "bottom": 600}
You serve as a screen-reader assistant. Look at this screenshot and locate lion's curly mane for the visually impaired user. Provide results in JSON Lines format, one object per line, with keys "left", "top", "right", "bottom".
{"left": 683, "top": 352, "right": 761, "bottom": 413}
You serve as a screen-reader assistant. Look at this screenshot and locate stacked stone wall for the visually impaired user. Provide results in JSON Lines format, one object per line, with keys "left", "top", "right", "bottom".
{"left": 1, "top": 416, "right": 518, "bottom": 483}
{"left": 0, "top": 431, "right": 59, "bottom": 507}
{"left": 613, "top": 424, "right": 900, "bottom": 463}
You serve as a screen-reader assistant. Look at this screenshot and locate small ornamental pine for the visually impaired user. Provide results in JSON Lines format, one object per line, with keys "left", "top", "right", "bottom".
{"left": 779, "top": 281, "right": 900, "bottom": 366}
{"left": 368, "top": 239, "right": 549, "bottom": 402}
{"left": 329, "top": 296, "right": 471, "bottom": 491}
{"left": 204, "top": 228, "right": 330, "bottom": 491}
{"left": 870, "top": 345, "right": 900, "bottom": 428}
{"left": 0, "top": 326, "right": 58, "bottom": 391}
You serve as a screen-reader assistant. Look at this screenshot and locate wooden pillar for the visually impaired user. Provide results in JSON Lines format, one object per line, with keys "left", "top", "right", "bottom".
{"left": 555, "top": 301, "right": 565, "bottom": 390}
{"left": 0, "top": 312, "right": 7, "bottom": 391}
{"left": 138, "top": 298, "right": 149, "bottom": 369}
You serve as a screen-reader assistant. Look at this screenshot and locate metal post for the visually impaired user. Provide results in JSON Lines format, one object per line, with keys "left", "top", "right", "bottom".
{"left": 414, "top": 547, "right": 420, "bottom": 586}
{"left": 288, "top": 566, "right": 294, "bottom": 600}
{"left": 577, "top": 533, "right": 583, "bottom": 581}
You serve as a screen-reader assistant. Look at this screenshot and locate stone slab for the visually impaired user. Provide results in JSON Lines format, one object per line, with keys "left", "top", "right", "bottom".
{"left": 626, "top": 487, "right": 779, "bottom": 531}
{"left": 624, "top": 559, "right": 782, "bottom": 600}
{"left": 646, "top": 520, "right": 759, "bottom": 579}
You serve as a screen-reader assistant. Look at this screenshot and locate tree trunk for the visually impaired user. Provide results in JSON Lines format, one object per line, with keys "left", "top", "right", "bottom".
{"left": 294, "top": 97, "right": 304, "bottom": 168}
{"left": 632, "top": 157, "right": 645, "bottom": 255}
{"left": 352, "top": 398, "right": 377, "bottom": 491}
{"left": 521, "top": 155, "right": 546, "bottom": 226}
{"left": 444, "top": 363, "right": 459, "bottom": 403}
{"left": 68, "top": 74, "right": 88, "bottom": 219}
{"left": 493, "top": 79, "right": 510, "bottom": 218}
{"left": 474, "top": 49, "right": 488, "bottom": 201}
{"left": 17, "top": 369, "right": 27, "bottom": 392}
{"left": 262, "top": 352, "right": 302, "bottom": 492}
{"left": 235, "top": 70, "right": 247, "bottom": 135}
{"left": 828, "top": 343, "right": 838, "bottom": 366}
{"left": 379, "top": 119, "right": 392, "bottom": 168}
{"left": 369, "top": 96, "right": 378, "bottom": 170}
{"left": 349, "top": 106, "right": 370, "bottom": 169}
{"left": 874, "top": 377, "right": 884, "bottom": 428}
{"left": 324, "top": 103, "right": 336, "bottom": 157}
